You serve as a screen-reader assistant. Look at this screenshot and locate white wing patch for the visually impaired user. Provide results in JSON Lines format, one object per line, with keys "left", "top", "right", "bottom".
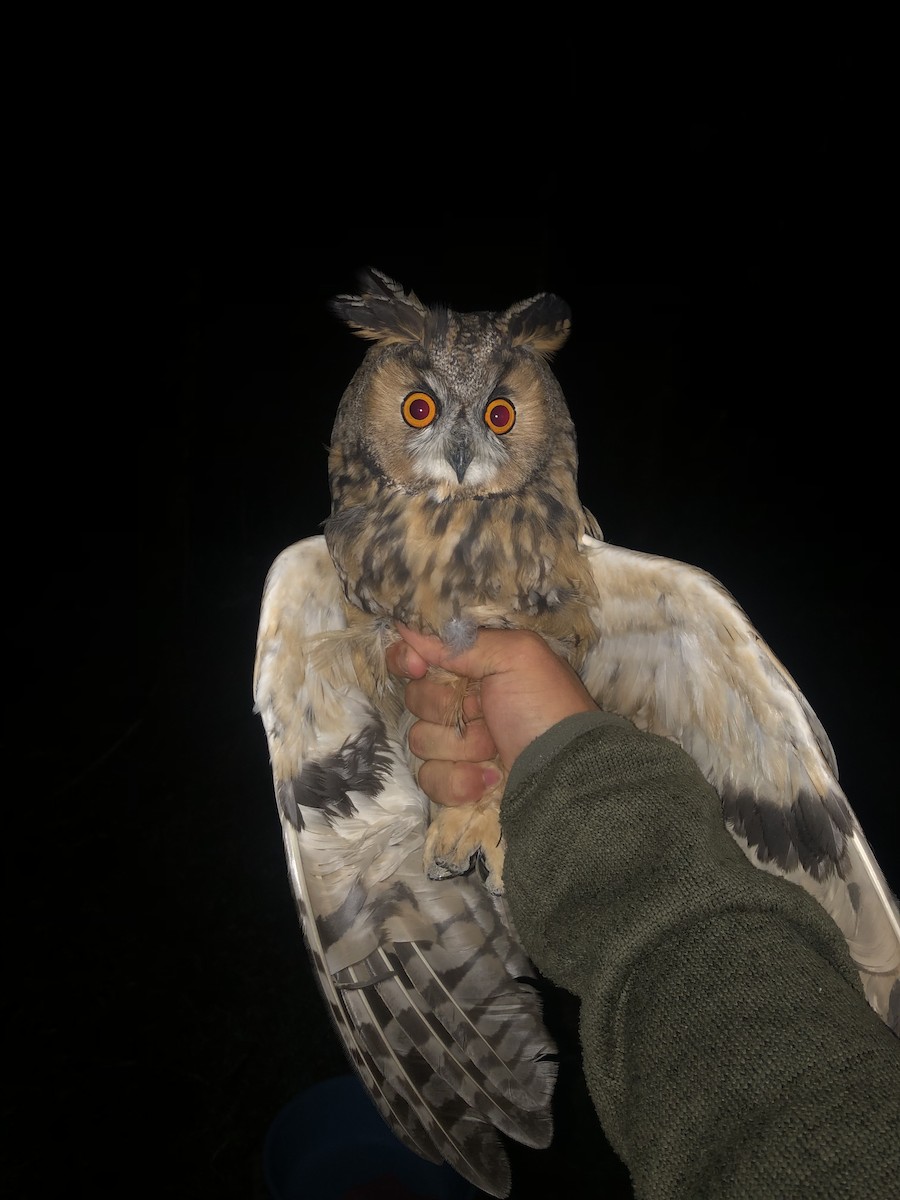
{"left": 254, "top": 537, "right": 556, "bottom": 1197}
{"left": 579, "top": 534, "right": 900, "bottom": 1032}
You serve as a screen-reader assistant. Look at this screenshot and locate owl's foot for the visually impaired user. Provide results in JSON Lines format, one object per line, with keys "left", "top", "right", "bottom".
{"left": 424, "top": 790, "right": 506, "bottom": 895}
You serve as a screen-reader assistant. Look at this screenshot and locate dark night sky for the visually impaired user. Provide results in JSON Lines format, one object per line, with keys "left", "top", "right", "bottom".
{"left": 10, "top": 90, "right": 896, "bottom": 1199}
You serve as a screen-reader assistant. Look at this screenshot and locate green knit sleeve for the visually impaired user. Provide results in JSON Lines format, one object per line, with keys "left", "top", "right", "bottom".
{"left": 501, "top": 713, "right": 900, "bottom": 1199}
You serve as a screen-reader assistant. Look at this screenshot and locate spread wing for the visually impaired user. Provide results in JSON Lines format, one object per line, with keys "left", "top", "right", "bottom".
{"left": 253, "top": 535, "right": 556, "bottom": 1198}
{"left": 578, "top": 534, "right": 900, "bottom": 1034}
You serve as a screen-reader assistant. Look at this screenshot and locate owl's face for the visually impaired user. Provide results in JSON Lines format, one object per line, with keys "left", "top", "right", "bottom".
{"left": 328, "top": 271, "right": 577, "bottom": 503}
{"left": 341, "top": 336, "right": 572, "bottom": 499}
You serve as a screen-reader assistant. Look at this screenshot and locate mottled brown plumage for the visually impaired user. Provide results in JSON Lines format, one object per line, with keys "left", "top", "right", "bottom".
{"left": 324, "top": 271, "right": 606, "bottom": 895}
{"left": 325, "top": 276, "right": 601, "bottom": 660}
{"left": 254, "top": 269, "right": 899, "bottom": 1198}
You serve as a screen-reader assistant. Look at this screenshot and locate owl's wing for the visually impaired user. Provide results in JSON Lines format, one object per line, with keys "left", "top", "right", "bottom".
{"left": 578, "top": 534, "right": 900, "bottom": 1034}
{"left": 253, "top": 536, "right": 556, "bottom": 1198}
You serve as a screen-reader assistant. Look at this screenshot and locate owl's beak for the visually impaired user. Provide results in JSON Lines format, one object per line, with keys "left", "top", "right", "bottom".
{"left": 445, "top": 430, "right": 475, "bottom": 483}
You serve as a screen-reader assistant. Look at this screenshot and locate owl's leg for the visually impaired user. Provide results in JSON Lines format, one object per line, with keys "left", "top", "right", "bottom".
{"left": 418, "top": 668, "right": 508, "bottom": 892}
{"left": 423, "top": 772, "right": 507, "bottom": 895}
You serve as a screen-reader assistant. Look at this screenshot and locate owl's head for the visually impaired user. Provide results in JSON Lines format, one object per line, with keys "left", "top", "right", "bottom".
{"left": 328, "top": 268, "right": 577, "bottom": 500}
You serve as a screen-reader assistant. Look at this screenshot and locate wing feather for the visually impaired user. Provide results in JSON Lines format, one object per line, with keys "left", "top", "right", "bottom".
{"left": 579, "top": 534, "right": 900, "bottom": 1033}
{"left": 254, "top": 536, "right": 556, "bottom": 1197}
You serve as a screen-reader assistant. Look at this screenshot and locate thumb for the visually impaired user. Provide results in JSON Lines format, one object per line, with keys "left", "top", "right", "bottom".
{"left": 395, "top": 623, "right": 496, "bottom": 680}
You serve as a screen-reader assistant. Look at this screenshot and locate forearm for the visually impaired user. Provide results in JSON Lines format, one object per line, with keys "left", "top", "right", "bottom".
{"left": 502, "top": 712, "right": 900, "bottom": 1199}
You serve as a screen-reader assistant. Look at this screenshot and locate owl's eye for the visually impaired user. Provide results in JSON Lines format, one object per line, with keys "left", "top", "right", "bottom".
{"left": 484, "top": 398, "right": 516, "bottom": 435}
{"left": 402, "top": 392, "right": 438, "bottom": 429}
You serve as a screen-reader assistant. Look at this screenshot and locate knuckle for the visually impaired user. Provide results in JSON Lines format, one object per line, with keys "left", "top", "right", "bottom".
{"left": 407, "top": 721, "right": 429, "bottom": 759}
{"left": 451, "top": 765, "right": 481, "bottom": 805}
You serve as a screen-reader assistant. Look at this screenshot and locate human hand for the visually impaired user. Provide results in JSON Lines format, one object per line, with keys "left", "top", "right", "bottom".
{"left": 386, "top": 626, "right": 599, "bottom": 807}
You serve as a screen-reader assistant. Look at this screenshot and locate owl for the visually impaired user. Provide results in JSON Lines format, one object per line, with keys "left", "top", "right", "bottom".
{"left": 253, "top": 269, "right": 900, "bottom": 1198}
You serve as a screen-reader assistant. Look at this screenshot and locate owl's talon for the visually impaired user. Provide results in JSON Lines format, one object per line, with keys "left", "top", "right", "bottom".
{"left": 426, "top": 855, "right": 474, "bottom": 881}
{"left": 478, "top": 855, "right": 506, "bottom": 896}
{"left": 423, "top": 793, "right": 506, "bottom": 893}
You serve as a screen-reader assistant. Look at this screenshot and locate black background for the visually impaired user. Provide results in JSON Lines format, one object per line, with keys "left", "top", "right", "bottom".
{"left": 9, "top": 78, "right": 896, "bottom": 1200}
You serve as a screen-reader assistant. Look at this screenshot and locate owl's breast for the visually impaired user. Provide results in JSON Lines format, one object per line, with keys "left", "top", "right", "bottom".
{"left": 324, "top": 485, "right": 600, "bottom": 665}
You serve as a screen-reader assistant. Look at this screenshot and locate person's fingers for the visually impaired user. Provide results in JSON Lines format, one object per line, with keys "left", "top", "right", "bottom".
{"left": 394, "top": 623, "right": 490, "bottom": 677}
{"left": 395, "top": 623, "right": 597, "bottom": 772}
{"left": 403, "top": 676, "right": 484, "bottom": 725}
{"left": 385, "top": 637, "right": 429, "bottom": 681}
{"left": 395, "top": 622, "right": 540, "bottom": 682}
{"left": 416, "top": 759, "right": 503, "bottom": 807}
{"left": 407, "top": 714, "right": 496, "bottom": 764}
{"left": 389, "top": 629, "right": 483, "bottom": 723}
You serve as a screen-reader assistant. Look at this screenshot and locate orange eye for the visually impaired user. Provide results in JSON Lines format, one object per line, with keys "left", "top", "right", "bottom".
{"left": 402, "top": 392, "right": 438, "bottom": 428}
{"left": 484, "top": 398, "right": 516, "bottom": 435}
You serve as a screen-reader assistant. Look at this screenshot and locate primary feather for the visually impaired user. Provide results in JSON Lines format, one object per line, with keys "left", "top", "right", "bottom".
{"left": 254, "top": 269, "right": 899, "bottom": 1198}
{"left": 254, "top": 538, "right": 556, "bottom": 1198}
{"left": 577, "top": 535, "right": 900, "bottom": 1027}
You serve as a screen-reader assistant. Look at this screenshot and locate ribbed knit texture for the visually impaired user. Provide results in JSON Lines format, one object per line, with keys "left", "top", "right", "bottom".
{"left": 502, "top": 712, "right": 900, "bottom": 1198}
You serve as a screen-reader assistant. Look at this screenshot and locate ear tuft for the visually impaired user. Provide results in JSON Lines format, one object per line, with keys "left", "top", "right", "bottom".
{"left": 329, "top": 268, "right": 428, "bottom": 346}
{"left": 502, "top": 294, "right": 572, "bottom": 358}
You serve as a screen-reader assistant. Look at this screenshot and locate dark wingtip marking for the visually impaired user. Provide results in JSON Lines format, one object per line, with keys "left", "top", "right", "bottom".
{"left": 722, "top": 785, "right": 852, "bottom": 880}
{"left": 316, "top": 880, "right": 369, "bottom": 951}
{"left": 281, "top": 715, "right": 394, "bottom": 828}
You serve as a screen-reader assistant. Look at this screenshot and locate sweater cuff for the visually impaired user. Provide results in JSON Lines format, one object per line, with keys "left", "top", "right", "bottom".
{"left": 507, "top": 709, "right": 635, "bottom": 795}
